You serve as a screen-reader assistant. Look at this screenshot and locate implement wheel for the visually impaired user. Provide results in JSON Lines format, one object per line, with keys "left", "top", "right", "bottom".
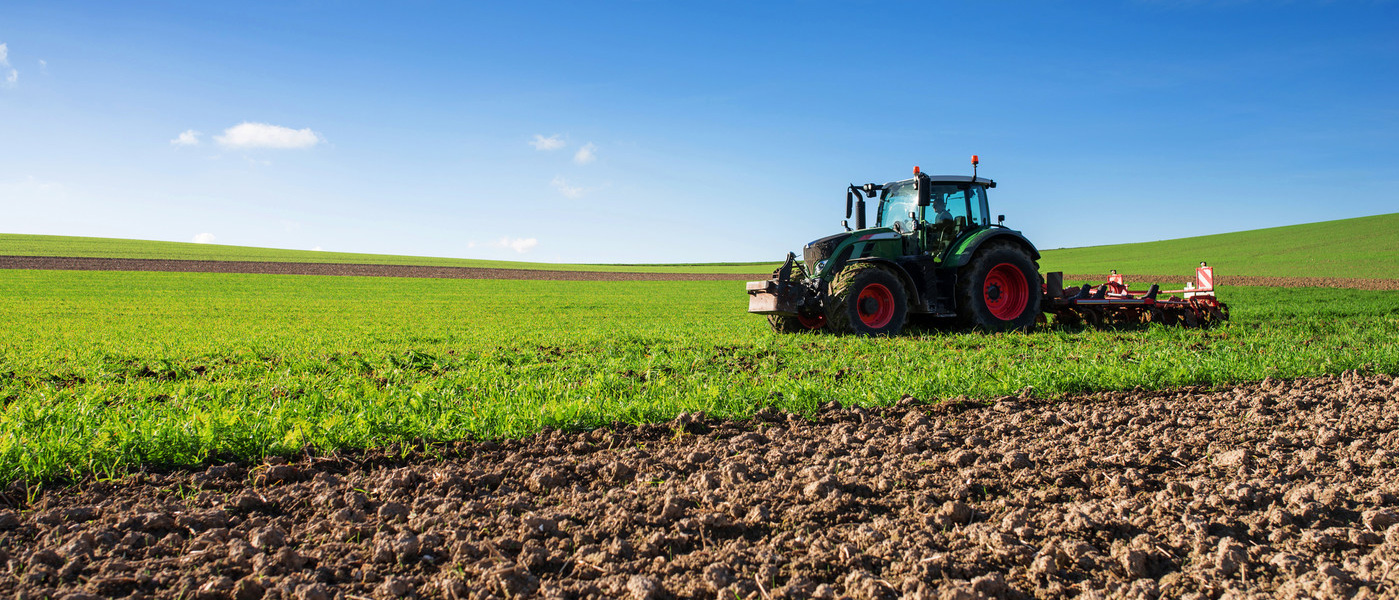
{"left": 956, "top": 242, "right": 1042, "bottom": 332}
{"left": 825, "top": 263, "right": 907, "bottom": 336}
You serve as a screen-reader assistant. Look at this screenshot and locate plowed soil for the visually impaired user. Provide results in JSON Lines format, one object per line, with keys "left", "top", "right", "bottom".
{"left": 5, "top": 373, "right": 1398, "bottom": 600}
{"left": 3, "top": 256, "right": 1398, "bottom": 288}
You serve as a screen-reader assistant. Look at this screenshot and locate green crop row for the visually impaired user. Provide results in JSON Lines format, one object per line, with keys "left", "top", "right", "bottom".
{"left": 1, "top": 269, "right": 1396, "bottom": 484}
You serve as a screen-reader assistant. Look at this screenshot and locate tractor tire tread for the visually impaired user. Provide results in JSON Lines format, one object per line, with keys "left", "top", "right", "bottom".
{"left": 826, "top": 262, "right": 907, "bottom": 336}
{"left": 955, "top": 241, "right": 1042, "bottom": 332}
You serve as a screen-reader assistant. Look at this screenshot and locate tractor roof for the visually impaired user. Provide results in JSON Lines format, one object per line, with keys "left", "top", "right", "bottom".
{"left": 890, "top": 175, "right": 997, "bottom": 188}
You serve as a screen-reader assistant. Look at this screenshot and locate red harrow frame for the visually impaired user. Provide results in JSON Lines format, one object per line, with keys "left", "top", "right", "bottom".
{"left": 1043, "top": 263, "right": 1230, "bottom": 328}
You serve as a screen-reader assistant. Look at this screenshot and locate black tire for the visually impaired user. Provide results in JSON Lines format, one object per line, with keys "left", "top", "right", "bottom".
{"left": 825, "top": 263, "right": 907, "bottom": 336}
{"left": 955, "top": 242, "right": 1042, "bottom": 332}
{"left": 767, "top": 313, "right": 825, "bottom": 333}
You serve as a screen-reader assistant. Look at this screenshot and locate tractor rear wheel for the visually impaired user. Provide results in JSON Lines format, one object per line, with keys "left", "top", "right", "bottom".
{"left": 825, "top": 263, "right": 907, "bottom": 336}
{"left": 955, "top": 242, "right": 1042, "bottom": 332}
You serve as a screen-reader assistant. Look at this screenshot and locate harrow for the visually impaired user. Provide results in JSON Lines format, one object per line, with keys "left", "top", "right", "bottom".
{"left": 1043, "top": 262, "right": 1230, "bottom": 329}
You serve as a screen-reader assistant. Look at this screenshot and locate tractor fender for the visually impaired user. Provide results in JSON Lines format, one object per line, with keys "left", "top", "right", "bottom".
{"left": 843, "top": 257, "right": 923, "bottom": 308}
{"left": 942, "top": 228, "right": 1041, "bottom": 269}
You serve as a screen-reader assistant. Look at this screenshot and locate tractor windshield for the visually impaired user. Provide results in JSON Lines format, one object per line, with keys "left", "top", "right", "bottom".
{"left": 876, "top": 182, "right": 919, "bottom": 231}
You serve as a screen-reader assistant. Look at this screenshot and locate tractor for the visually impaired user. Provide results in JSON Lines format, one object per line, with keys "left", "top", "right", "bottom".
{"left": 746, "top": 157, "right": 1043, "bottom": 335}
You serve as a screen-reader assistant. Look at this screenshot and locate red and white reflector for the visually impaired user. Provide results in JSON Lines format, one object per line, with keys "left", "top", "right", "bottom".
{"left": 1196, "top": 264, "right": 1214, "bottom": 291}
{"left": 1107, "top": 271, "right": 1126, "bottom": 296}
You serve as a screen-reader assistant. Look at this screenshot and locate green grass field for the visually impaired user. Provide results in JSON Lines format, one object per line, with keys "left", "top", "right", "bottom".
{"left": 1038, "top": 213, "right": 1399, "bottom": 279}
{"left": 2, "top": 268, "right": 1396, "bottom": 484}
{"left": 0, "top": 234, "right": 781, "bottom": 274}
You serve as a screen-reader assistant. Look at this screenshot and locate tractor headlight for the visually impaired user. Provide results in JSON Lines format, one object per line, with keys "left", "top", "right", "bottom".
{"left": 815, "top": 260, "right": 827, "bottom": 275}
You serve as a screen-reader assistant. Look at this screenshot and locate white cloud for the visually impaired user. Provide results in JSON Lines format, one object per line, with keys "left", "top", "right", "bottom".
{"left": 530, "top": 134, "right": 565, "bottom": 151}
{"left": 37, "top": 59, "right": 46, "bottom": 72}
{"left": 495, "top": 237, "right": 538, "bottom": 253}
{"left": 0, "top": 43, "right": 15, "bottom": 86}
{"left": 550, "top": 175, "right": 584, "bottom": 198}
{"left": 171, "top": 130, "right": 201, "bottom": 146}
{"left": 573, "top": 142, "right": 597, "bottom": 165}
{"left": 311, "top": 246, "right": 324, "bottom": 251}
{"left": 192, "top": 233, "right": 217, "bottom": 244}
{"left": 215, "top": 122, "right": 323, "bottom": 149}
{"left": 469, "top": 237, "right": 538, "bottom": 253}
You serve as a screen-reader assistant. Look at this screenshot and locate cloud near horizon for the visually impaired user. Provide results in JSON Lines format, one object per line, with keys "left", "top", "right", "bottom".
{"left": 192, "top": 233, "right": 216, "bottom": 244}
{"left": 469, "top": 237, "right": 539, "bottom": 253}
{"left": 215, "top": 122, "right": 323, "bottom": 149}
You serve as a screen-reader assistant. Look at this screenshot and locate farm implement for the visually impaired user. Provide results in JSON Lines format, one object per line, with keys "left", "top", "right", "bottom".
{"left": 1042, "top": 264, "right": 1230, "bottom": 329}
{"left": 746, "top": 157, "right": 1230, "bottom": 335}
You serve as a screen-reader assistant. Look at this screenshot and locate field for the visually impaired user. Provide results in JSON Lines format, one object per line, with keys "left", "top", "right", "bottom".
{"left": 2, "top": 269, "right": 1396, "bottom": 485}
{"left": 3, "top": 220, "right": 1399, "bottom": 599}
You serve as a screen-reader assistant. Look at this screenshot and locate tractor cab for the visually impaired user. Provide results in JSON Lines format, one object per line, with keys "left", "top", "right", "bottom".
{"left": 875, "top": 174, "right": 996, "bottom": 261}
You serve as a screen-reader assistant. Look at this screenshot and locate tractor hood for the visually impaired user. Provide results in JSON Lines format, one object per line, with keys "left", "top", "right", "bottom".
{"left": 802, "top": 231, "right": 850, "bottom": 270}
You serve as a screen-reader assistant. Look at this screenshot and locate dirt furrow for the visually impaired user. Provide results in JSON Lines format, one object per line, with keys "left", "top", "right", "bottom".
{"left": 4, "top": 373, "right": 1398, "bottom": 599}
{"left": 3, "top": 256, "right": 1397, "bottom": 288}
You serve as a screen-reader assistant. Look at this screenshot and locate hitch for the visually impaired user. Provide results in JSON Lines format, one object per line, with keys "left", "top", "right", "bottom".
{"left": 746, "top": 252, "right": 815, "bottom": 316}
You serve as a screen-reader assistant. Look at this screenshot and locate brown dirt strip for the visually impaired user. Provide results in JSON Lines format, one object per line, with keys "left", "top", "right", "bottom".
{"left": 0, "top": 256, "right": 767, "bottom": 282}
{"left": 4, "top": 256, "right": 1397, "bottom": 289}
{"left": 1065, "top": 273, "right": 1399, "bottom": 291}
{"left": 4, "top": 373, "right": 1397, "bottom": 599}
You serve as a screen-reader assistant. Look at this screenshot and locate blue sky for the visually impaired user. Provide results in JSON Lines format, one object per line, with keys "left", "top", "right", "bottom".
{"left": 1, "top": 1, "right": 1396, "bottom": 263}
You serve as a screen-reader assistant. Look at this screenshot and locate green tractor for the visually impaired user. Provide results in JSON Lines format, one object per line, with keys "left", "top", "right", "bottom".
{"left": 747, "top": 157, "right": 1042, "bottom": 336}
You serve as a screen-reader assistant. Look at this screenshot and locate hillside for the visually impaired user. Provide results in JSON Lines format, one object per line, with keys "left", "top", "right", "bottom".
{"left": 3, "top": 212, "right": 1397, "bottom": 279}
{"left": 0, "top": 234, "right": 779, "bottom": 274}
{"left": 1039, "top": 213, "right": 1399, "bottom": 279}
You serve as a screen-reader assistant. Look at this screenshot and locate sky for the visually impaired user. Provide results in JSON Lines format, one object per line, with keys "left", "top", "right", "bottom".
{"left": 1, "top": 1, "right": 1396, "bottom": 264}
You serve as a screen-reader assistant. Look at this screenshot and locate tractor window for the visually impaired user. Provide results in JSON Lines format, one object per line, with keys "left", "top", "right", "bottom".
{"left": 927, "top": 186, "right": 968, "bottom": 224}
{"left": 968, "top": 186, "right": 989, "bottom": 226}
{"left": 876, "top": 182, "right": 919, "bottom": 232}
{"left": 928, "top": 185, "right": 989, "bottom": 226}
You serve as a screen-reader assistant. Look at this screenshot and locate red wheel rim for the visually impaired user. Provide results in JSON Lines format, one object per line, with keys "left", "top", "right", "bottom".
{"left": 797, "top": 313, "right": 826, "bottom": 329}
{"left": 984, "top": 263, "right": 1029, "bottom": 321}
{"left": 856, "top": 283, "right": 895, "bottom": 328}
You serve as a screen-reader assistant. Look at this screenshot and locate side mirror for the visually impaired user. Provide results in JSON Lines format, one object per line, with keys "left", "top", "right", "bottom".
{"left": 916, "top": 174, "right": 931, "bottom": 207}
{"left": 845, "top": 190, "right": 854, "bottom": 219}
{"left": 997, "top": 214, "right": 1005, "bottom": 226}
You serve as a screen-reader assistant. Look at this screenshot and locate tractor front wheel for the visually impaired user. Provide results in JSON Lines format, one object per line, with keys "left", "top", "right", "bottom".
{"left": 956, "top": 243, "right": 1042, "bottom": 332}
{"left": 825, "top": 263, "right": 908, "bottom": 336}
{"left": 768, "top": 311, "right": 826, "bottom": 333}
